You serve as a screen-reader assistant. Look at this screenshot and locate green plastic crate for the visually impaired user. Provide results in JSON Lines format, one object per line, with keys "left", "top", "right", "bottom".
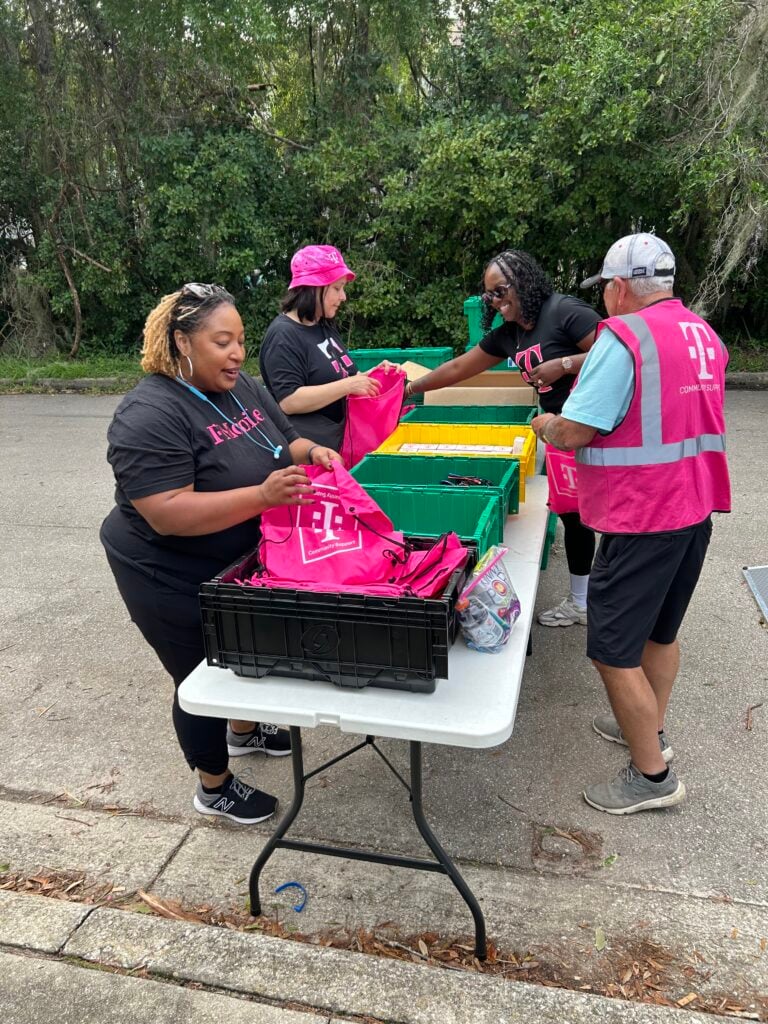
{"left": 347, "top": 347, "right": 452, "bottom": 405}
{"left": 540, "top": 511, "right": 558, "bottom": 570}
{"left": 463, "top": 296, "right": 509, "bottom": 372}
{"left": 348, "top": 346, "right": 453, "bottom": 371}
{"left": 361, "top": 485, "right": 504, "bottom": 555}
{"left": 351, "top": 454, "right": 520, "bottom": 515}
{"left": 401, "top": 404, "right": 536, "bottom": 426}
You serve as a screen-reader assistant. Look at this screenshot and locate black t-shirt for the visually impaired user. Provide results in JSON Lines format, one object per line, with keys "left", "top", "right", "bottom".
{"left": 479, "top": 293, "right": 601, "bottom": 413}
{"left": 259, "top": 314, "right": 357, "bottom": 450}
{"left": 100, "top": 373, "right": 298, "bottom": 591}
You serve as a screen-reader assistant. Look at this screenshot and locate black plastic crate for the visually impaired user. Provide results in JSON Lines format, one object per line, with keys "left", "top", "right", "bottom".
{"left": 199, "top": 539, "right": 473, "bottom": 693}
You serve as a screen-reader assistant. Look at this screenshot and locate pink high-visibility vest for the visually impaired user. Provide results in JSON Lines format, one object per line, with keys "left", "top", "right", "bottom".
{"left": 576, "top": 299, "right": 731, "bottom": 534}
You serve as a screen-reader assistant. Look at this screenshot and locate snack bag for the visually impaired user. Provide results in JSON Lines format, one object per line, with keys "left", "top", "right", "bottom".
{"left": 456, "top": 546, "right": 520, "bottom": 653}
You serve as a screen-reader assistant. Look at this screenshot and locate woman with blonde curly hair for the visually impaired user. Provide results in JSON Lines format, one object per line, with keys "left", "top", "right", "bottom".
{"left": 100, "top": 283, "right": 342, "bottom": 824}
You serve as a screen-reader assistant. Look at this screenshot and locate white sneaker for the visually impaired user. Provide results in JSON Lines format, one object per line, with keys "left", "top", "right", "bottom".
{"left": 537, "top": 596, "right": 587, "bottom": 627}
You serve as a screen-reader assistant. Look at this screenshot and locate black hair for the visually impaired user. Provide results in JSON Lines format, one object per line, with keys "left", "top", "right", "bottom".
{"left": 280, "top": 284, "right": 329, "bottom": 324}
{"left": 480, "top": 250, "right": 553, "bottom": 330}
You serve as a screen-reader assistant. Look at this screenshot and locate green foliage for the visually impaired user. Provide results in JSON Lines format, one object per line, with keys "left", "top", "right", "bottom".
{"left": 1, "top": 0, "right": 766, "bottom": 358}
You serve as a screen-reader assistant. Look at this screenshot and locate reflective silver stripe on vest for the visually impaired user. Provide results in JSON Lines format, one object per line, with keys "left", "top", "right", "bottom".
{"left": 575, "top": 313, "right": 727, "bottom": 468}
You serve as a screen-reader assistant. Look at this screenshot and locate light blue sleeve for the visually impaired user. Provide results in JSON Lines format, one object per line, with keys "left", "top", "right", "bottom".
{"left": 561, "top": 328, "right": 634, "bottom": 432}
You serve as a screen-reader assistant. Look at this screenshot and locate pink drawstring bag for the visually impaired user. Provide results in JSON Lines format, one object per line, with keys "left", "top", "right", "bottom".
{"left": 259, "top": 462, "right": 409, "bottom": 587}
{"left": 544, "top": 444, "right": 580, "bottom": 514}
{"left": 341, "top": 366, "right": 406, "bottom": 468}
{"left": 256, "top": 463, "right": 468, "bottom": 596}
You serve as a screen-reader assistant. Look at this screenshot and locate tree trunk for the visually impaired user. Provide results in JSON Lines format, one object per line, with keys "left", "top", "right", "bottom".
{"left": 55, "top": 245, "right": 83, "bottom": 358}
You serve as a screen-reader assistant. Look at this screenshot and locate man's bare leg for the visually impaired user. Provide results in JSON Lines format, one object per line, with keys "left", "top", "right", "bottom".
{"left": 641, "top": 639, "right": 679, "bottom": 731}
{"left": 592, "top": 662, "right": 666, "bottom": 775}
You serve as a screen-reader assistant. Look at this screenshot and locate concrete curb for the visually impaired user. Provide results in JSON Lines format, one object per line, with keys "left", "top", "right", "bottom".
{"left": 2, "top": 790, "right": 768, "bottom": 1020}
{"left": 3, "top": 795, "right": 767, "bottom": 1004}
{"left": 0, "top": 948, "right": 326, "bottom": 1024}
{"left": 725, "top": 371, "right": 768, "bottom": 389}
{"left": 0, "top": 890, "right": 740, "bottom": 1024}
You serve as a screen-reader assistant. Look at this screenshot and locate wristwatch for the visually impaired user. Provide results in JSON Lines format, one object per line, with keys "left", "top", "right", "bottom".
{"left": 561, "top": 356, "right": 574, "bottom": 371}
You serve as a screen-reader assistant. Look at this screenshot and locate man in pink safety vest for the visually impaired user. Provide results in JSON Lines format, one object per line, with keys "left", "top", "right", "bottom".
{"left": 531, "top": 233, "right": 731, "bottom": 815}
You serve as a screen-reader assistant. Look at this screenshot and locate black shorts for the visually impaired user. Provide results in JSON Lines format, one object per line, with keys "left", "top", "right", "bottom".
{"left": 586, "top": 517, "right": 713, "bottom": 668}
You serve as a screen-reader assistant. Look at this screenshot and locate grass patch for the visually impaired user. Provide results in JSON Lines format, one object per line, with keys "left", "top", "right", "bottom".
{"left": 0, "top": 345, "right": 766, "bottom": 395}
{"left": 726, "top": 346, "right": 768, "bottom": 372}
{"left": 0, "top": 353, "right": 263, "bottom": 394}
{"left": 0, "top": 353, "right": 141, "bottom": 381}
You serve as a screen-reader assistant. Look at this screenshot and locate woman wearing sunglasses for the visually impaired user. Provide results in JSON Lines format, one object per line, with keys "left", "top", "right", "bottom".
{"left": 259, "top": 245, "right": 386, "bottom": 451}
{"left": 406, "top": 250, "right": 601, "bottom": 628}
{"left": 100, "top": 283, "right": 341, "bottom": 825}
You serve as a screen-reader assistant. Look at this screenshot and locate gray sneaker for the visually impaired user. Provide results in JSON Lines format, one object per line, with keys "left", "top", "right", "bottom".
{"left": 537, "top": 597, "right": 587, "bottom": 627}
{"left": 193, "top": 775, "right": 277, "bottom": 824}
{"left": 583, "top": 762, "right": 686, "bottom": 815}
{"left": 227, "top": 723, "right": 291, "bottom": 757}
{"left": 592, "top": 713, "right": 673, "bottom": 763}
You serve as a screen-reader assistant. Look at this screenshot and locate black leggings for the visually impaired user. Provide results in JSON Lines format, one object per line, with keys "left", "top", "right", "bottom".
{"left": 558, "top": 512, "right": 595, "bottom": 577}
{"left": 104, "top": 551, "right": 229, "bottom": 775}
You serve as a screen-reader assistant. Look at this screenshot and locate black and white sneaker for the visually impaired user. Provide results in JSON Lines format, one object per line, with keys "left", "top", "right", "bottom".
{"left": 193, "top": 775, "right": 277, "bottom": 824}
{"left": 227, "top": 723, "right": 292, "bottom": 758}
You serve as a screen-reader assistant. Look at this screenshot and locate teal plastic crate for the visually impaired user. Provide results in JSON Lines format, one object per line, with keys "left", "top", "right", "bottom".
{"left": 347, "top": 347, "right": 453, "bottom": 405}
{"left": 348, "top": 346, "right": 452, "bottom": 372}
{"left": 401, "top": 404, "right": 535, "bottom": 426}
{"left": 463, "top": 296, "right": 509, "bottom": 372}
{"left": 361, "top": 485, "right": 504, "bottom": 555}
{"left": 351, "top": 453, "right": 519, "bottom": 516}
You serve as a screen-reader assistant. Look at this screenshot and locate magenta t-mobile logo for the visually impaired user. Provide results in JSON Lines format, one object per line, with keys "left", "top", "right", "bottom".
{"left": 515, "top": 344, "right": 552, "bottom": 393}
{"left": 319, "top": 338, "right": 352, "bottom": 378}
{"left": 559, "top": 460, "right": 577, "bottom": 491}
{"left": 681, "top": 323, "right": 716, "bottom": 381}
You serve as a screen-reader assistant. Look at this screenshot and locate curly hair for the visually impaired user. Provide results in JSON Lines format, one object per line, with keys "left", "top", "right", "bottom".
{"left": 140, "top": 285, "right": 236, "bottom": 377}
{"left": 480, "top": 250, "right": 553, "bottom": 330}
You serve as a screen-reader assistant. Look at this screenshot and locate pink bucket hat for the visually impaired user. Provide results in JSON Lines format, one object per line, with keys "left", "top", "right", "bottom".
{"left": 289, "top": 245, "right": 356, "bottom": 289}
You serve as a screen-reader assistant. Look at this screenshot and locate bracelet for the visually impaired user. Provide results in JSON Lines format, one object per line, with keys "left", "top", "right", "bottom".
{"left": 307, "top": 444, "right": 320, "bottom": 464}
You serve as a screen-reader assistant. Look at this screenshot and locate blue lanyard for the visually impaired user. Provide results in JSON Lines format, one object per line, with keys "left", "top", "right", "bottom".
{"left": 175, "top": 376, "right": 284, "bottom": 459}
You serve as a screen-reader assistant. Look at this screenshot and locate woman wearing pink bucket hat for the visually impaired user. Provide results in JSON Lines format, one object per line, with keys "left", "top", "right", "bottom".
{"left": 259, "top": 245, "right": 383, "bottom": 451}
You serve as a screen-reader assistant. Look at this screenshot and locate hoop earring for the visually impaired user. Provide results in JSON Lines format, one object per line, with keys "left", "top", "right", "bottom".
{"left": 177, "top": 355, "right": 194, "bottom": 382}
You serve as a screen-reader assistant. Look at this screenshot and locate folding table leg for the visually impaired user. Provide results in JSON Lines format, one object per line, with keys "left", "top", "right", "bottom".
{"left": 249, "top": 725, "right": 305, "bottom": 916}
{"left": 408, "top": 741, "right": 487, "bottom": 960}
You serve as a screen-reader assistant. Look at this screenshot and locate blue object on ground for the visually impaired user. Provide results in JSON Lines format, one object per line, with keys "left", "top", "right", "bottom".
{"left": 274, "top": 881, "right": 308, "bottom": 912}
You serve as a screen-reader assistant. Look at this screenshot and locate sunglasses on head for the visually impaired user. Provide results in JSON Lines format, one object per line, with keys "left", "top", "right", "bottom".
{"left": 182, "top": 282, "right": 224, "bottom": 299}
{"left": 481, "top": 283, "right": 515, "bottom": 305}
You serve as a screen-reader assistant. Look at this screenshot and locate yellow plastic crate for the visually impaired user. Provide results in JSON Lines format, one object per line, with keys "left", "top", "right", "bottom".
{"left": 374, "top": 424, "right": 536, "bottom": 501}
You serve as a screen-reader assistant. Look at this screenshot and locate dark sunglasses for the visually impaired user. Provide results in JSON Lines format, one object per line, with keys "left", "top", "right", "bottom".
{"left": 481, "top": 283, "right": 515, "bottom": 305}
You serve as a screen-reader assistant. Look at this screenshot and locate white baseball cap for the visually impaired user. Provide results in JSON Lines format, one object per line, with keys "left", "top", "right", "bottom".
{"left": 581, "top": 232, "right": 675, "bottom": 289}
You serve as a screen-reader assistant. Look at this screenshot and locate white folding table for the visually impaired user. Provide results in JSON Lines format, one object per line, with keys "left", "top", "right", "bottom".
{"left": 179, "top": 475, "right": 549, "bottom": 958}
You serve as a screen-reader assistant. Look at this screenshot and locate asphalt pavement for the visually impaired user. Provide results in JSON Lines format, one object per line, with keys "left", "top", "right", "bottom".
{"left": 0, "top": 390, "right": 766, "bottom": 1022}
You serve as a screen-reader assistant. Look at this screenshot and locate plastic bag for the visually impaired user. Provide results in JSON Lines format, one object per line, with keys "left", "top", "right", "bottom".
{"left": 456, "top": 546, "right": 520, "bottom": 653}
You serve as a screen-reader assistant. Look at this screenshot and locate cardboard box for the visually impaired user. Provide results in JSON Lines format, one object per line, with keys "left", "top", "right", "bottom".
{"left": 402, "top": 362, "right": 537, "bottom": 408}
{"left": 425, "top": 386, "right": 536, "bottom": 407}
{"left": 455, "top": 370, "right": 526, "bottom": 388}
